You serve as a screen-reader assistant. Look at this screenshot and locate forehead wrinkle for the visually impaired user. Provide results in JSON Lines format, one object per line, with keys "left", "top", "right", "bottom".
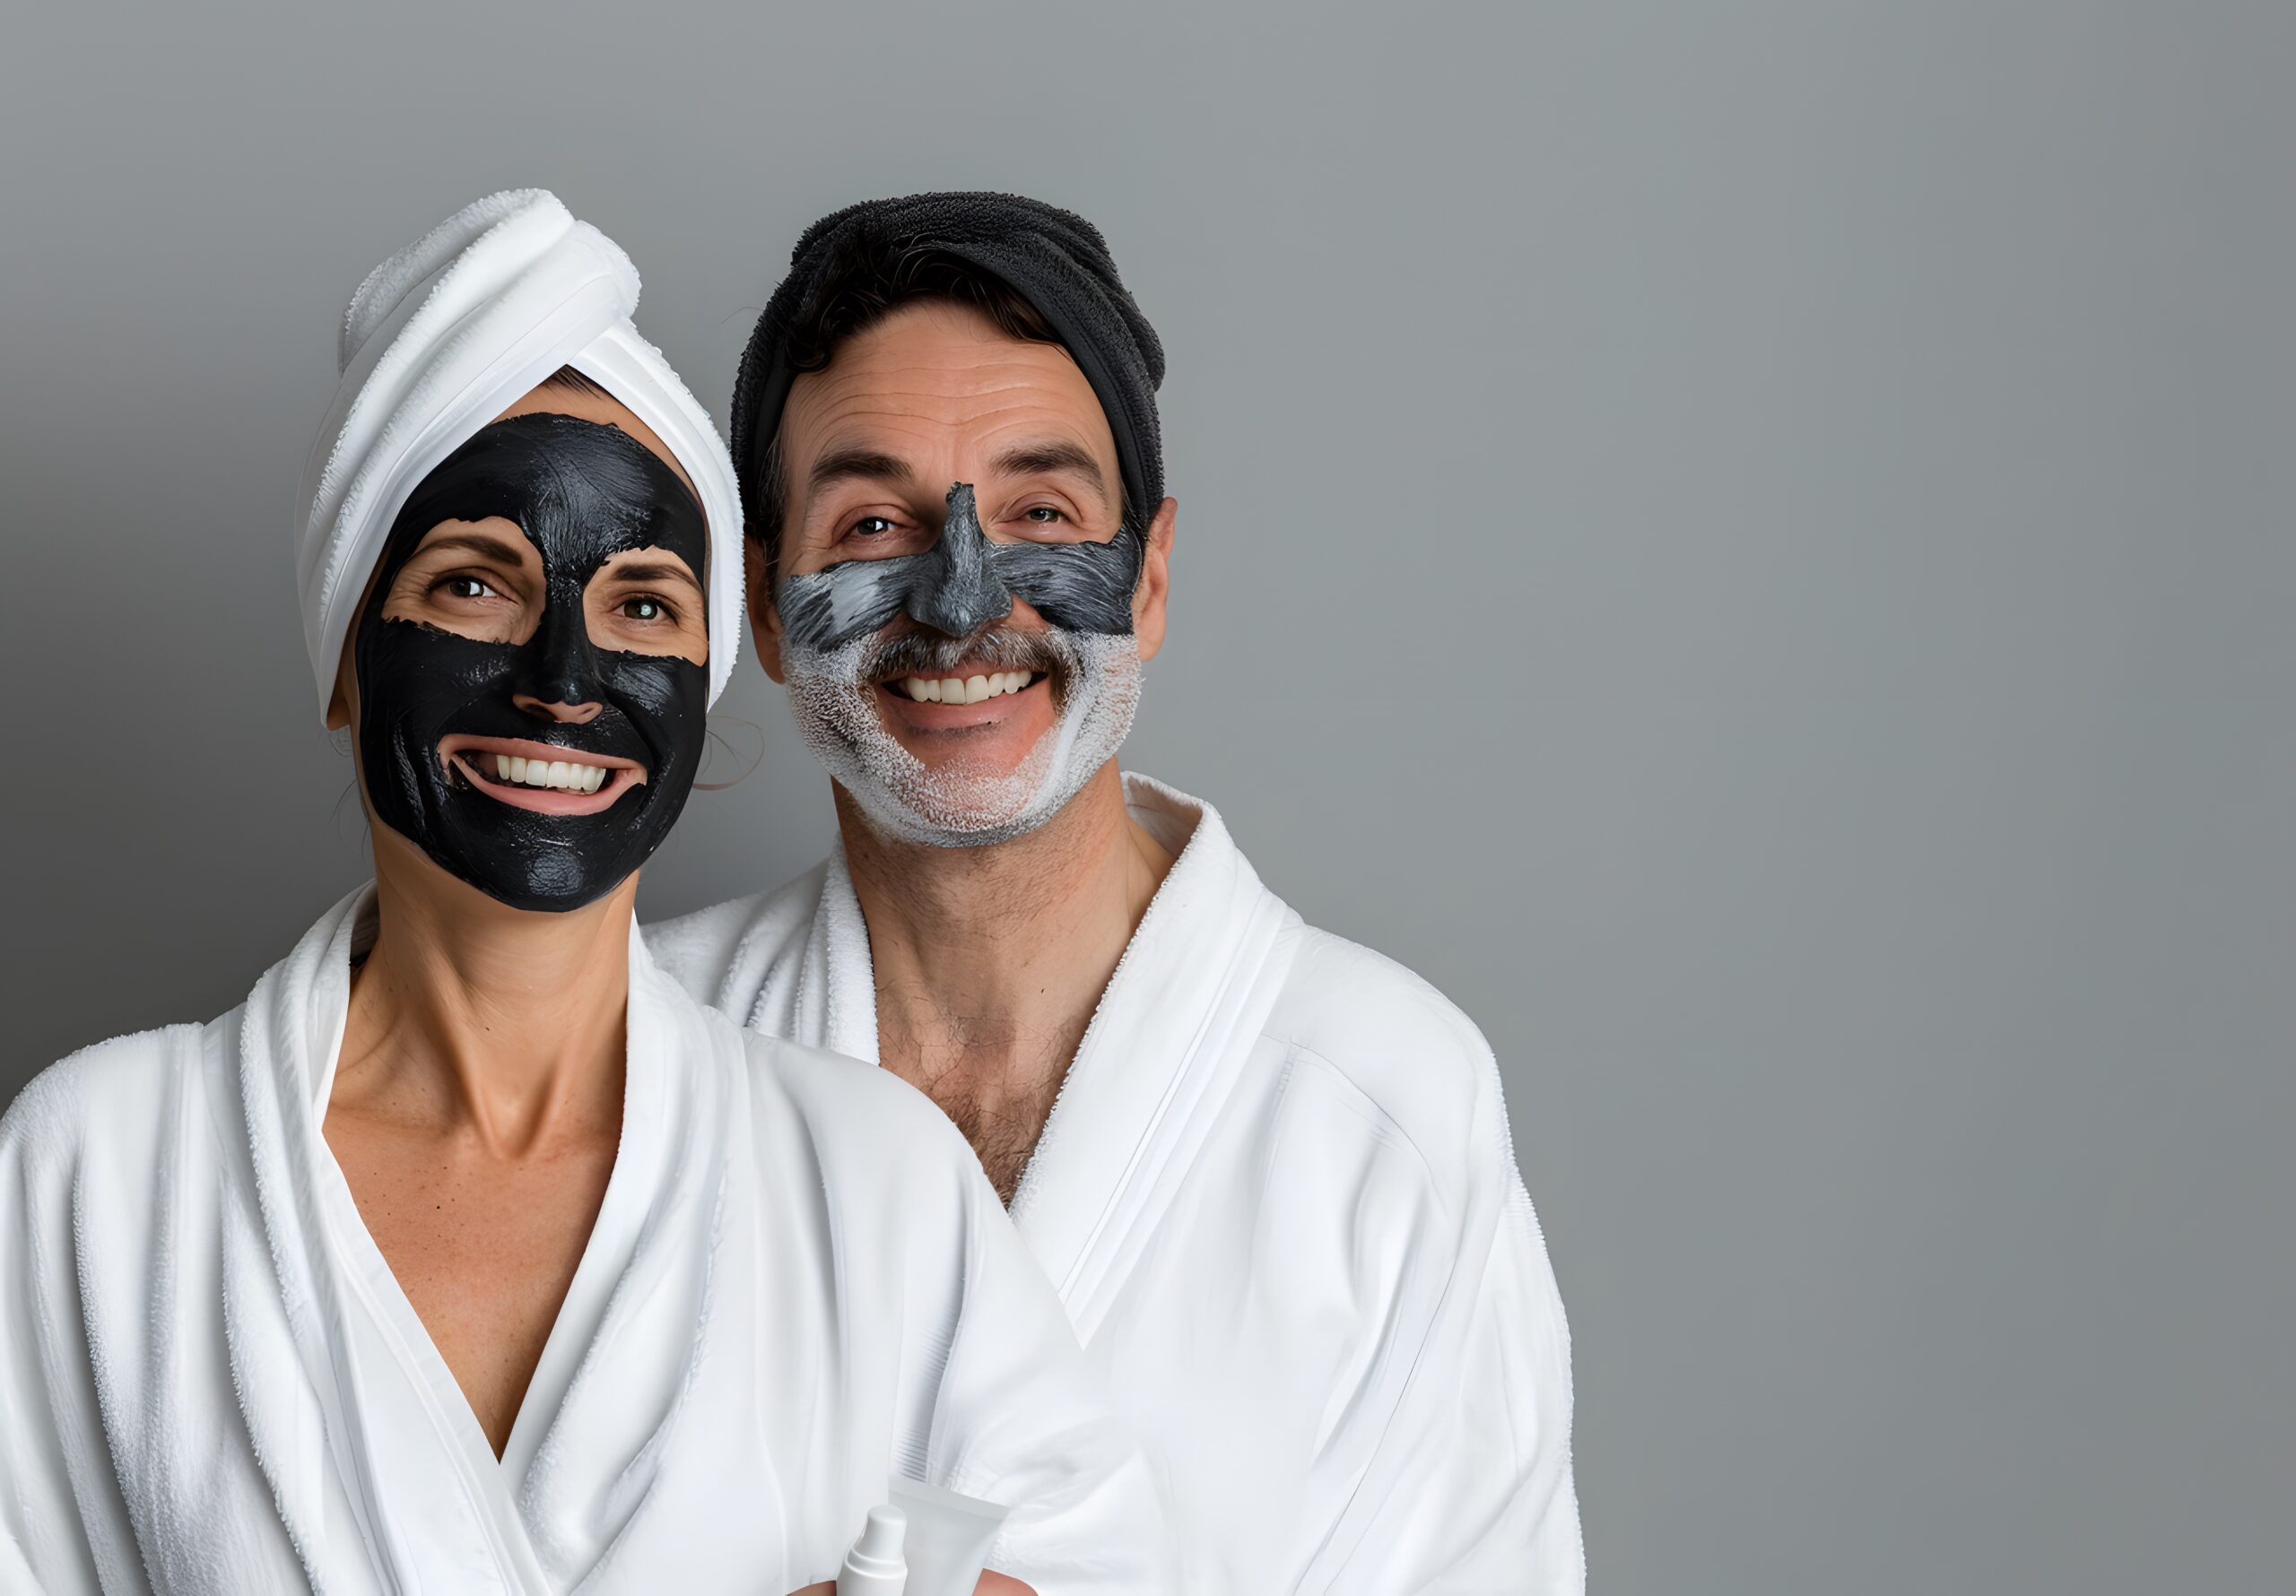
{"left": 842, "top": 299, "right": 1087, "bottom": 376}
{"left": 794, "top": 394, "right": 1117, "bottom": 481}
{"left": 794, "top": 382, "right": 1090, "bottom": 442}
{"left": 802, "top": 365, "right": 1097, "bottom": 419}
{"left": 786, "top": 330, "right": 1119, "bottom": 521}
{"left": 795, "top": 319, "right": 1099, "bottom": 421}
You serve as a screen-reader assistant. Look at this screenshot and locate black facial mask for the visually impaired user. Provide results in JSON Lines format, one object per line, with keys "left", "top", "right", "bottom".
{"left": 352, "top": 412, "right": 709, "bottom": 912}
{"left": 776, "top": 481, "right": 1144, "bottom": 651}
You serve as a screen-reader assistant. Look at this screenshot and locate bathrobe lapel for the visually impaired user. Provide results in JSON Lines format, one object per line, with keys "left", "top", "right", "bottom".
{"left": 229, "top": 889, "right": 770, "bottom": 1594}
{"left": 769, "top": 777, "right": 1301, "bottom": 1334}
{"left": 1006, "top": 783, "right": 1299, "bottom": 1339}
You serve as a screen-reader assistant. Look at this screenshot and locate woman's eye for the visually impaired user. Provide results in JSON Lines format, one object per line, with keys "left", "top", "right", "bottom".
{"left": 850, "top": 515, "right": 898, "bottom": 538}
{"left": 441, "top": 576, "right": 499, "bottom": 601}
{"left": 621, "top": 597, "right": 668, "bottom": 622}
{"left": 1024, "top": 506, "right": 1065, "bottom": 525}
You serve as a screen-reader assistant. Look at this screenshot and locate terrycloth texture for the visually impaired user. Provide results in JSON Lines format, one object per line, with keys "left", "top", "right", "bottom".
{"left": 295, "top": 189, "right": 745, "bottom": 719}
{"left": 649, "top": 776, "right": 1587, "bottom": 1594}
{"left": 0, "top": 889, "right": 1175, "bottom": 1593}
{"left": 731, "top": 191, "right": 1166, "bottom": 532}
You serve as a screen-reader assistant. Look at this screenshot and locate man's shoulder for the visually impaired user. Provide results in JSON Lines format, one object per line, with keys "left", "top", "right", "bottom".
{"left": 645, "top": 862, "right": 829, "bottom": 1006}
{"left": 1261, "top": 922, "right": 1513, "bottom": 1176}
{"left": 3, "top": 1023, "right": 212, "bottom": 1186}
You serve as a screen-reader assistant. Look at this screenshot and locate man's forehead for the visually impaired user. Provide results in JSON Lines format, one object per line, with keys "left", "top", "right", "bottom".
{"left": 784, "top": 302, "right": 1118, "bottom": 470}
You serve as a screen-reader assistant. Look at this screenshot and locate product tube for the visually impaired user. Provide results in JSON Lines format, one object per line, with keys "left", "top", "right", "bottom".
{"left": 884, "top": 1477, "right": 1012, "bottom": 1596}
{"left": 837, "top": 1503, "right": 909, "bottom": 1595}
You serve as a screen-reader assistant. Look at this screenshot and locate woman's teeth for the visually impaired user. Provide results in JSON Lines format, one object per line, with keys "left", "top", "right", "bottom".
{"left": 490, "top": 754, "right": 611, "bottom": 794}
{"left": 896, "top": 670, "right": 1035, "bottom": 705}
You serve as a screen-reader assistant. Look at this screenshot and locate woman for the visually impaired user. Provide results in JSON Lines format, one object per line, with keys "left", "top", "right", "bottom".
{"left": 0, "top": 191, "right": 1169, "bottom": 1594}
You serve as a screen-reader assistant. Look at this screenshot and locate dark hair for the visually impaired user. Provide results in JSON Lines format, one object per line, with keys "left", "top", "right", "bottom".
{"left": 748, "top": 247, "right": 1073, "bottom": 585}
{"left": 538, "top": 363, "right": 613, "bottom": 401}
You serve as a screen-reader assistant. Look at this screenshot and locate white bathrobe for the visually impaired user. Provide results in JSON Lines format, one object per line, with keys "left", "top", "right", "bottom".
{"left": 648, "top": 776, "right": 1585, "bottom": 1594}
{"left": 0, "top": 888, "right": 1171, "bottom": 1594}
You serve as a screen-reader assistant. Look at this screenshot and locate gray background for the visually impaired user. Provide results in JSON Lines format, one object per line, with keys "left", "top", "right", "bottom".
{"left": 4, "top": 3, "right": 2289, "bottom": 1590}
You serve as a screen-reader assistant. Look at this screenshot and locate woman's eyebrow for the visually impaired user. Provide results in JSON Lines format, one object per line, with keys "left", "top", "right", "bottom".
{"left": 418, "top": 530, "right": 534, "bottom": 565}
{"left": 596, "top": 555, "right": 702, "bottom": 586}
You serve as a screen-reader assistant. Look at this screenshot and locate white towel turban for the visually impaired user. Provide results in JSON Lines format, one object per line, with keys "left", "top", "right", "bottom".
{"left": 295, "top": 189, "right": 744, "bottom": 720}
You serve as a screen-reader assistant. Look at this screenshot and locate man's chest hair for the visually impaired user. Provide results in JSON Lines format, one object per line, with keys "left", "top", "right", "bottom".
{"left": 880, "top": 1019, "right": 1078, "bottom": 1205}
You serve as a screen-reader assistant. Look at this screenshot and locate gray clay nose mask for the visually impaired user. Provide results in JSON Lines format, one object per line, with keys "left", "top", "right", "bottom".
{"left": 353, "top": 412, "right": 709, "bottom": 913}
{"left": 775, "top": 481, "right": 1143, "bottom": 650}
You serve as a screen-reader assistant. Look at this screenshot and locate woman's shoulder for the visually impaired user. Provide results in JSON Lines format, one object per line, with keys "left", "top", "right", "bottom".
{"left": 2, "top": 1022, "right": 214, "bottom": 1189}
{"left": 740, "top": 1032, "right": 972, "bottom": 1147}
{"left": 736, "top": 1031, "right": 994, "bottom": 1205}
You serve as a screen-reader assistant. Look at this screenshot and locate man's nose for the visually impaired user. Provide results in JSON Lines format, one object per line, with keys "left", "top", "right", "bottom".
{"left": 906, "top": 482, "right": 1014, "bottom": 638}
{"left": 511, "top": 693, "right": 603, "bottom": 724}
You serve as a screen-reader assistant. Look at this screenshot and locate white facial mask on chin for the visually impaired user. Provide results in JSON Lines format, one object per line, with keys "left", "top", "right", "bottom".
{"left": 781, "top": 629, "right": 1143, "bottom": 848}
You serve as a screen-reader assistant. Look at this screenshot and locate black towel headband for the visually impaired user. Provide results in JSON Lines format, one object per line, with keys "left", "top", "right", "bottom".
{"left": 731, "top": 191, "right": 1165, "bottom": 538}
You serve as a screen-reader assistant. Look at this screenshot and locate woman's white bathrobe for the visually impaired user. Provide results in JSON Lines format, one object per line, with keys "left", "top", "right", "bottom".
{"left": 648, "top": 776, "right": 1584, "bottom": 1595}
{"left": 0, "top": 888, "right": 1171, "bottom": 1594}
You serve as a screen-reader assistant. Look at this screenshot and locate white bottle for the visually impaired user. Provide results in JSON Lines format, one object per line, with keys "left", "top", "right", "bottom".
{"left": 837, "top": 1503, "right": 909, "bottom": 1596}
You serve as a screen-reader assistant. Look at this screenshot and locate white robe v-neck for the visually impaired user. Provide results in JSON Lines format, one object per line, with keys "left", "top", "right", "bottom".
{"left": 648, "top": 774, "right": 1585, "bottom": 1594}
{"left": 0, "top": 887, "right": 1172, "bottom": 1593}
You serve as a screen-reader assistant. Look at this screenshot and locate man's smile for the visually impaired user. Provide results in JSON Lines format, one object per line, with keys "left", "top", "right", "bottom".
{"left": 887, "top": 668, "right": 1046, "bottom": 705}
{"left": 436, "top": 733, "right": 648, "bottom": 815}
{"left": 868, "top": 657, "right": 1057, "bottom": 747}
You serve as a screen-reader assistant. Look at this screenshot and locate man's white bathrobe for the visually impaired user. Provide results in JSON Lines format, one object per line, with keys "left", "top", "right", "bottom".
{"left": 0, "top": 888, "right": 1170, "bottom": 1594}
{"left": 649, "top": 776, "right": 1585, "bottom": 1594}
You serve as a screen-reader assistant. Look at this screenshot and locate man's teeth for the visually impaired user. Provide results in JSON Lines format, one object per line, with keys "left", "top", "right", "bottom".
{"left": 489, "top": 754, "right": 611, "bottom": 794}
{"left": 897, "top": 670, "right": 1036, "bottom": 705}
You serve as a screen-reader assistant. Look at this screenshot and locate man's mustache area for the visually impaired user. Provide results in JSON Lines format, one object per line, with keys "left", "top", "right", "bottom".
{"left": 859, "top": 626, "right": 1067, "bottom": 710}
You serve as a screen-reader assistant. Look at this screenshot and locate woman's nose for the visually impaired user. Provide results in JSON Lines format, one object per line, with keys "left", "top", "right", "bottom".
{"left": 512, "top": 692, "right": 603, "bottom": 724}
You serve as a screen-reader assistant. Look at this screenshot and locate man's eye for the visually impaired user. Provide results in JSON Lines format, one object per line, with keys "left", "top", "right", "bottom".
{"left": 1023, "top": 506, "right": 1066, "bottom": 525}
{"left": 441, "top": 576, "right": 499, "bottom": 601}
{"left": 850, "top": 516, "right": 899, "bottom": 538}
{"left": 621, "top": 596, "right": 670, "bottom": 622}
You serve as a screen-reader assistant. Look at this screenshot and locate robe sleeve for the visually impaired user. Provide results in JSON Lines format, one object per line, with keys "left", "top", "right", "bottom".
{"left": 928, "top": 1157, "right": 1180, "bottom": 1594}
{"left": 1308, "top": 1029, "right": 1586, "bottom": 1595}
{"left": 1344, "top": 1184, "right": 1584, "bottom": 1592}
{"left": 0, "top": 1054, "right": 141, "bottom": 1596}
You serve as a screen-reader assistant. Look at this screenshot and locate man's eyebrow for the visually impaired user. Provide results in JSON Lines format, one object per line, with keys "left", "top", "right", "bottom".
{"left": 992, "top": 440, "right": 1111, "bottom": 507}
{"left": 806, "top": 447, "right": 917, "bottom": 495}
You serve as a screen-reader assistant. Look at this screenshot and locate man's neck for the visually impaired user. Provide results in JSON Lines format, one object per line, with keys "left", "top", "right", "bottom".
{"left": 332, "top": 829, "right": 632, "bottom": 1158}
{"left": 838, "top": 760, "right": 1176, "bottom": 1200}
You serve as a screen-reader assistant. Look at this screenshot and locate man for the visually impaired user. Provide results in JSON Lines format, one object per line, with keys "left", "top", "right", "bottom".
{"left": 652, "top": 193, "right": 1583, "bottom": 1592}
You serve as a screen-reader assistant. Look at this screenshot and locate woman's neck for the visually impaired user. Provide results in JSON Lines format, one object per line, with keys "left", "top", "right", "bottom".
{"left": 333, "top": 828, "right": 633, "bottom": 1157}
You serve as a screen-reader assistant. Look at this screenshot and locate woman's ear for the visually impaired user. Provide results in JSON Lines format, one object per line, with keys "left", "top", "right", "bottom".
{"left": 326, "top": 591, "right": 366, "bottom": 731}
{"left": 326, "top": 564, "right": 392, "bottom": 732}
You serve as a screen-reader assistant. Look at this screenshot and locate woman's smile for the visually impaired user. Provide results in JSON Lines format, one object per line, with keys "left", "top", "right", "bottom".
{"left": 437, "top": 732, "right": 647, "bottom": 815}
